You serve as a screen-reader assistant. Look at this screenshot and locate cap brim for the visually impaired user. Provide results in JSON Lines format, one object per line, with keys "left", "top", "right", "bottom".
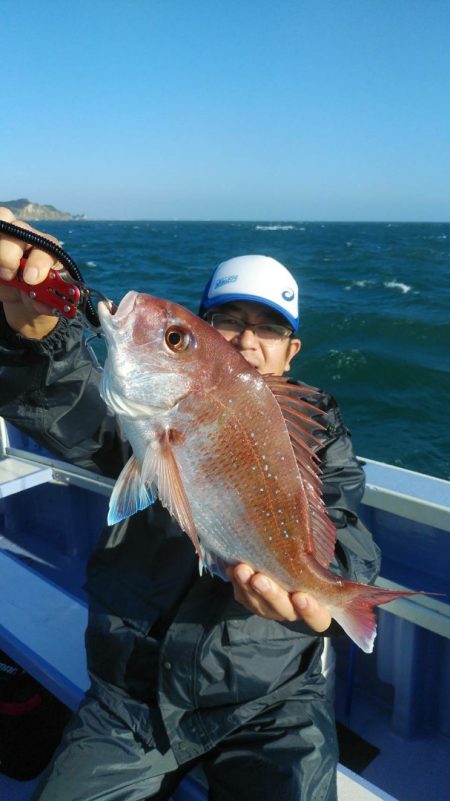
{"left": 201, "top": 292, "right": 298, "bottom": 331}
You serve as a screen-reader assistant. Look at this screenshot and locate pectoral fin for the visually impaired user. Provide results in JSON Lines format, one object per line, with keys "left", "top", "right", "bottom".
{"left": 141, "top": 429, "right": 203, "bottom": 557}
{"left": 108, "top": 455, "right": 156, "bottom": 525}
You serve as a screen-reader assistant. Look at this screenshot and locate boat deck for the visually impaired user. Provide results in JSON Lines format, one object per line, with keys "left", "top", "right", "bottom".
{"left": 0, "top": 420, "right": 449, "bottom": 801}
{"left": 0, "top": 759, "right": 402, "bottom": 801}
{"left": 334, "top": 656, "right": 450, "bottom": 801}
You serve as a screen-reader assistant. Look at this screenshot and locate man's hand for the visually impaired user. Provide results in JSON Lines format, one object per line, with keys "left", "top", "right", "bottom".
{"left": 0, "top": 207, "right": 61, "bottom": 339}
{"left": 227, "top": 563, "right": 332, "bottom": 631}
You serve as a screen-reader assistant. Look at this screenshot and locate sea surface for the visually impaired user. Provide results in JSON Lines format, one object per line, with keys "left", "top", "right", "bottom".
{"left": 37, "top": 220, "right": 450, "bottom": 481}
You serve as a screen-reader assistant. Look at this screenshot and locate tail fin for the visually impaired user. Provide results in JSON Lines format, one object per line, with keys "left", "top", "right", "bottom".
{"left": 331, "top": 584, "right": 420, "bottom": 653}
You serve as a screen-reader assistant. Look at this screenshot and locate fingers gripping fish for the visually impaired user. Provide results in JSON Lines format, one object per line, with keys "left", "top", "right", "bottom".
{"left": 98, "top": 291, "right": 422, "bottom": 653}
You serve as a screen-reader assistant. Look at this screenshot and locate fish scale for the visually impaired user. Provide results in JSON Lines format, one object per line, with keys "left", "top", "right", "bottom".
{"left": 173, "top": 381, "right": 309, "bottom": 578}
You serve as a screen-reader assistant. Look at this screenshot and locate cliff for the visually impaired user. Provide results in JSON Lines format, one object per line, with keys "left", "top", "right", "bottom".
{"left": 1, "top": 199, "right": 86, "bottom": 221}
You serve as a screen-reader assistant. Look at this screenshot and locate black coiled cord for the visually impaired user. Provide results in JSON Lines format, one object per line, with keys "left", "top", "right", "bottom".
{"left": 0, "top": 219, "right": 100, "bottom": 328}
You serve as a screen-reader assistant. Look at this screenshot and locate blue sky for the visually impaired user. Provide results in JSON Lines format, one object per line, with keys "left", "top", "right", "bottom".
{"left": 2, "top": 0, "right": 449, "bottom": 221}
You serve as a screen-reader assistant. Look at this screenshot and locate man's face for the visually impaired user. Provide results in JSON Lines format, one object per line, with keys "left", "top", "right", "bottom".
{"left": 207, "top": 301, "right": 301, "bottom": 376}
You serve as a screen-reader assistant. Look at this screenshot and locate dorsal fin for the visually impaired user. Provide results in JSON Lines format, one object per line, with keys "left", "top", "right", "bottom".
{"left": 263, "top": 375, "right": 336, "bottom": 568}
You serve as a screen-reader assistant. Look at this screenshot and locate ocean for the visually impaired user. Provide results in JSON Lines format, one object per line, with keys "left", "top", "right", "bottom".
{"left": 36, "top": 220, "right": 450, "bottom": 481}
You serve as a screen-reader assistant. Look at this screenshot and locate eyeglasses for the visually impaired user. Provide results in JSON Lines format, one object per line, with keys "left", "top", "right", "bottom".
{"left": 209, "top": 312, "right": 293, "bottom": 341}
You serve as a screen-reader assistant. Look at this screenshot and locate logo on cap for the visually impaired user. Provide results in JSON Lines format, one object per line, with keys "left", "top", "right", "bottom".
{"left": 215, "top": 275, "right": 238, "bottom": 290}
{"left": 282, "top": 288, "right": 295, "bottom": 301}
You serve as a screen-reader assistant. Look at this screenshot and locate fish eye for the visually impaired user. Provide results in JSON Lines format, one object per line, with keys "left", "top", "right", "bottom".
{"left": 165, "top": 326, "right": 191, "bottom": 352}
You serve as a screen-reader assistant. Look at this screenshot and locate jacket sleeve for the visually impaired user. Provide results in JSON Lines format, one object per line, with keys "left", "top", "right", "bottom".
{"left": 0, "top": 307, "right": 123, "bottom": 477}
{"left": 315, "top": 392, "right": 381, "bottom": 586}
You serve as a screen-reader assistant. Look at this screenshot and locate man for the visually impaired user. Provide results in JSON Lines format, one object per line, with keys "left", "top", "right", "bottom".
{"left": 0, "top": 208, "right": 380, "bottom": 801}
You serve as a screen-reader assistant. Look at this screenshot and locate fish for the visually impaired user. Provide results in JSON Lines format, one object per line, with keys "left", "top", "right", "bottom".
{"left": 98, "top": 290, "right": 420, "bottom": 653}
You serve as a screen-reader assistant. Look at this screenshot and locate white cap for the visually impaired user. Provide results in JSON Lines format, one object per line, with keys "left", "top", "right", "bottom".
{"left": 199, "top": 255, "right": 299, "bottom": 330}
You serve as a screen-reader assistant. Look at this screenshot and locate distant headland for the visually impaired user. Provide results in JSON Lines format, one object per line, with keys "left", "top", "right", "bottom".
{"left": 1, "top": 199, "right": 86, "bottom": 221}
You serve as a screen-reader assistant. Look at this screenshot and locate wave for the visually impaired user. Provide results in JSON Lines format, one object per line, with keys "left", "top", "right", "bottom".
{"left": 345, "top": 279, "right": 376, "bottom": 290}
{"left": 255, "top": 225, "right": 296, "bottom": 231}
{"left": 383, "top": 280, "right": 411, "bottom": 294}
{"left": 345, "top": 279, "right": 412, "bottom": 294}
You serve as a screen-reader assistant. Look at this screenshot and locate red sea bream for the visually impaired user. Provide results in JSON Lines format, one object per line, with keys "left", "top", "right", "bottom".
{"left": 98, "top": 291, "right": 419, "bottom": 652}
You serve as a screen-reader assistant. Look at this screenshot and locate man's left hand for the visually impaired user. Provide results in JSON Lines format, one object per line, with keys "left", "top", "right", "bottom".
{"left": 227, "top": 564, "right": 332, "bottom": 631}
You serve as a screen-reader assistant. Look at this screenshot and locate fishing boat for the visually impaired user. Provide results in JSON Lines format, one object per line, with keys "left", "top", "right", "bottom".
{"left": 0, "top": 416, "right": 449, "bottom": 801}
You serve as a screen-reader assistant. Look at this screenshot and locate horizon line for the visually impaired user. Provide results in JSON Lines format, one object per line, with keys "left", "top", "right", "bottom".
{"left": 35, "top": 217, "right": 450, "bottom": 225}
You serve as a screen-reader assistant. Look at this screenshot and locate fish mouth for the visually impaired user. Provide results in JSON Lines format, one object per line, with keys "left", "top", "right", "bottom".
{"left": 98, "top": 290, "right": 138, "bottom": 330}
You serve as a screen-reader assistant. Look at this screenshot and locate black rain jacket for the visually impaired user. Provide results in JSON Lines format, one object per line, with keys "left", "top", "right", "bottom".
{"left": 0, "top": 310, "right": 381, "bottom": 765}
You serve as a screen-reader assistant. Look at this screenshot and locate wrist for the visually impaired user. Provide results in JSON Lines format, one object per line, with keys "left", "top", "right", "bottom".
{"left": 3, "top": 306, "right": 59, "bottom": 340}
